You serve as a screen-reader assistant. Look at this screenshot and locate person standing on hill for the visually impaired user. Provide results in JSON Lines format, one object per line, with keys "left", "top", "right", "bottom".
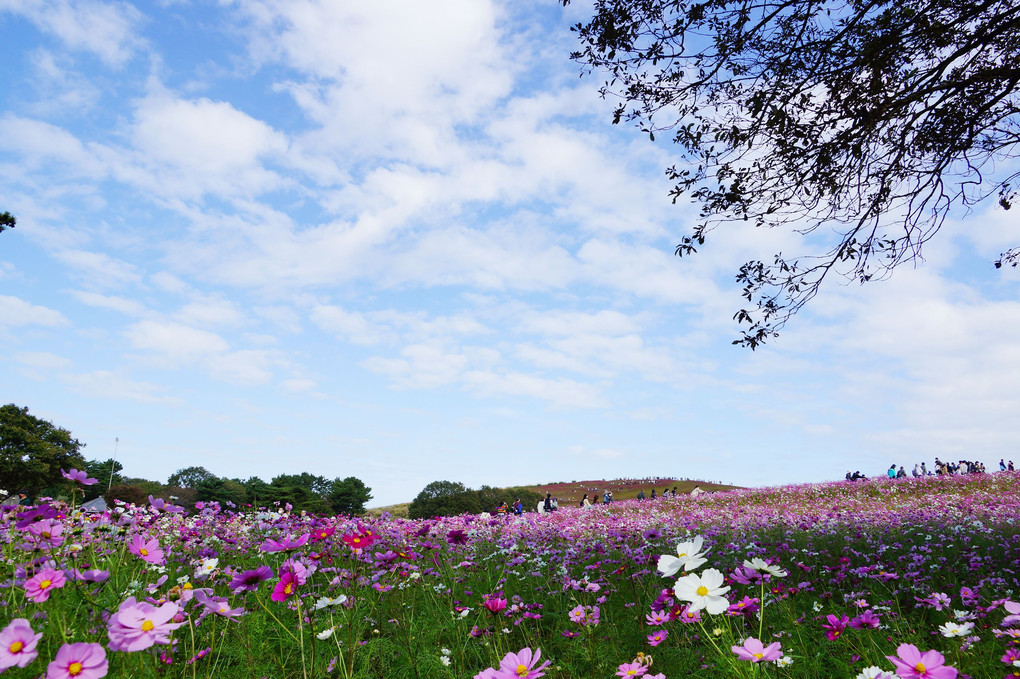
{"left": 650, "top": 488, "right": 657, "bottom": 500}
{"left": 637, "top": 489, "right": 646, "bottom": 501}
{"left": 543, "top": 493, "right": 552, "bottom": 513}
{"left": 887, "top": 464, "right": 897, "bottom": 479}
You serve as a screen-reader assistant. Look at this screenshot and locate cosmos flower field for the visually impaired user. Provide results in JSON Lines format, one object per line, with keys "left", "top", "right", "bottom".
{"left": 3, "top": 473, "right": 1020, "bottom": 679}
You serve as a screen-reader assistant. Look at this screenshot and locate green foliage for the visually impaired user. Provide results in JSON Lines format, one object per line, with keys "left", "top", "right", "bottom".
{"left": 328, "top": 476, "right": 373, "bottom": 515}
{"left": 167, "top": 465, "right": 216, "bottom": 488}
{"left": 82, "top": 458, "right": 123, "bottom": 499}
{"left": 409, "top": 481, "right": 542, "bottom": 518}
{"left": 0, "top": 211, "right": 13, "bottom": 233}
{"left": 567, "top": 0, "right": 1020, "bottom": 346}
{"left": 271, "top": 472, "right": 332, "bottom": 496}
{"left": 0, "top": 403, "right": 85, "bottom": 498}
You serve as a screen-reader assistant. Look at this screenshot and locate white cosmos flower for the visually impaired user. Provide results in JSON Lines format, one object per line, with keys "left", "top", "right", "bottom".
{"left": 673, "top": 568, "right": 731, "bottom": 615}
{"left": 313, "top": 594, "right": 349, "bottom": 610}
{"left": 317, "top": 626, "right": 336, "bottom": 640}
{"left": 657, "top": 536, "right": 709, "bottom": 577}
{"left": 856, "top": 667, "right": 896, "bottom": 679}
{"left": 939, "top": 621, "right": 974, "bottom": 638}
{"left": 743, "top": 557, "right": 788, "bottom": 578}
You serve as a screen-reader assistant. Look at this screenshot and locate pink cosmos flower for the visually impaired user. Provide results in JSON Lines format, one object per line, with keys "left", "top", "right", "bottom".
{"left": 107, "top": 597, "right": 184, "bottom": 652}
{"left": 46, "top": 642, "right": 108, "bottom": 679}
{"left": 886, "top": 643, "right": 958, "bottom": 679}
{"left": 732, "top": 637, "right": 783, "bottom": 663}
{"left": 271, "top": 571, "right": 299, "bottom": 602}
{"left": 61, "top": 469, "right": 98, "bottom": 485}
{"left": 1003, "top": 601, "right": 1020, "bottom": 627}
{"left": 25, "top": 567, "right": 66, "bottom": 603}
{"left": 646, "top": 629, "right": 668, "bottom": 646}
{"left": 26, "top": 519, "right": 65, "bottom": 548}
{"left": 0, "top": 618, "right": 43, "bottom": 670}
{"left": 259, "top": 534, "right": 310, "bottom": 553}
{"left": 822, "top": 613, "right": 850, "bottom": 641}
{"left": 128, "top": 535, "right": 165, "bottom": 564}
{"left": 616, "top": 661, "right": 648, "bottom": 677}
{"left": 497, "top": 647, "right": 551, "bottom": 679}
{"left": 483, "top": 592, "right": 508, "bottom": 614}
{"left": 850, "top": 610, "right": 881, "bottom": 629}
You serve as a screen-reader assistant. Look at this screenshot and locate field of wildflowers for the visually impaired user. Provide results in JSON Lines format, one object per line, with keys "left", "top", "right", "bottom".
{"left": 3, "top": 471, "right": 1020, "bottom": 679}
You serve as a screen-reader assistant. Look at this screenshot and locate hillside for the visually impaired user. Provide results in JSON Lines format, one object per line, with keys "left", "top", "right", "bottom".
{"left": 366, "top": 476, "right": 738, "bottom": 517}
{"left": 529, "top": 477, "right": 738, "bottom": 504}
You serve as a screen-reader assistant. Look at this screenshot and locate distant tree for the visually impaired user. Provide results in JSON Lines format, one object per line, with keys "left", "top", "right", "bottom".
{"left": 409, "top": 480, "right": 482, "bottom": 519}
{"left": 0, "top": 211, "right": 14, "bottom": 234}
{"left": 106, "top": 483, "right": 148, "bottom": 506}
{"left": 0, "top": 404, "right": 85, "bottom": 498}
{"left": 196, "top": 477, "right": 248, "bottom": 507}
{"left": 271, "top": 472, "right": 332, "bottom": 496}
{"left": 328, "top": 476, "right": 373, "bottom": 515}
{"left": 167, "top": 466, "right": 216, "bottom": 489}
{"left": 119, "top": 477, "right": 163, "bottom": 495}
{"left": 82, "top": 458, "right": 123, "bottom": 500}
{"left": 566, "top": 0, "right": 1020, "bottom": 347}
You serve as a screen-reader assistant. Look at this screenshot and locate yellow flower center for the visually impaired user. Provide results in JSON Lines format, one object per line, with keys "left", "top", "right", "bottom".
{"left": 515, "top": 664, "right": 529, "bottom": 677}
{"left": 320, "top": 531, "right": 328, "bottom": 538}
{"left": 915, "top": 663, "right": 926, "bottom": 673}
{"left": 754, "top": 653, "right": 763, "bottom": 660}
{"left": 678, "top": 552, "right": 687, "bottom": 557}
{"left": 9, "top": 641, "right": 23, "bottom": 653}
{"left": 41, "top": 531, "right": 51, "bottom": 539}
{"left": 40, "top": 579, "right": 52, "bottom": 590}
{"left": 696, "top": 586, "right": 709, "bottom": 596}
{"left": 68, "top": 662, "right": 83, "bottom": 676}
{"left": 140, "top": 548, "right": 148, "bottom": 556}
{"left": 183, "top": 582, "right": 193, "bottom": 590}
{"left": 284, "top": 583, "right": 293, "bottom": 595}
{"left": 142, "top": 620, "right": 155, "bottom": 632}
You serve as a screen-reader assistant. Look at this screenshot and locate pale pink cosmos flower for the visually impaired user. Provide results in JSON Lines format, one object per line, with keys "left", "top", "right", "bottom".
{"left": 886, "top": 643, "right": 958, "bottom": 679}
{"left": 646, "top": 629, "right": 668, "bottom": 646}
{"left": 732, "top": 637, "right": 783, "bottom": 663}
{"left": 128, "top": 535, "right": 165, "bottom": 564}
{"left": 1003, "top": 600, "right": 1020, "bottom": 626}
{"left": 46, "top": 642, "right": 108, "bottom": 679}
{"left": 0, "top": 618, "right": 43, "bottom": 670}
{"left": 616, "top": 661, "right": 648, "bottom": 677}
{"left": 26, "top": 519, "right": 65, "bottom": 548}
{"left": 497, "top": 647, "right": 552, "bottom": 679}
{"left": 107, "top": 597, "right": 184, "bottom": 652}
{"left": 24, "top": 567, "right": 66, "bottom": 603}
{"left": 60, "top": 469, "right": 98, "bottom": 485}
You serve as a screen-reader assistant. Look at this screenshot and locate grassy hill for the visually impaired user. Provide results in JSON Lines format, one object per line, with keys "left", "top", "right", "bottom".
{"left": 366, "top": 477, "right": 738, "bottom": 517}
{"left": 529, "top": 477, "right": 738, "bottom": 504}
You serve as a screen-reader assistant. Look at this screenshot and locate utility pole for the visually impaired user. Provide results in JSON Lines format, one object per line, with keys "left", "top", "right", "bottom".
{"left": 108, "top": 437, "right": 119, "bottom": 493}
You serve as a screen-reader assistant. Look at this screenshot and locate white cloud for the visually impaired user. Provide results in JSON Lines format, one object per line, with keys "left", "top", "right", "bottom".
{"left": 70, "top": 290, "right": 147, "bottom": 315}
{"left": 0, "top": 0, "right": 143, "bottom": 66}
{"left": 128, "top": 95, "right": 288, "bottom": 198}
{"left": 14, "top": 351, "right": 72, "bottom": 370}
{"left": 0, "top": 295, "right": 70, "bottom": 327}
{"left": 124, "top": 319, "right": 230, "bottom": 365}
{"left": 63, "top": 370, "right": 180, "bottom": 404}
{"left": 53, "top": 250, "right": 142, "bottom": 289}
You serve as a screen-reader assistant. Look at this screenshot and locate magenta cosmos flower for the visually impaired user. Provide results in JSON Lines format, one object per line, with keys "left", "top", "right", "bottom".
{"left": 107, "top": 597, "right": 184, "bottom": 652}
{"left": 732, "top": 637, "right": 783, "bottom": 663}
{"left": 0, "top": 618, "right": 43, "bottom": 670}
{"left": 886, "top": 643, "right": 958, "bottom": 679}
{"left": 646, "top": 629, "right": 668, "bottom": 646}
{"left": 271, "top": 571, "right": 299, "bottom": 602}
{"left": 24, "top": 567, "right": 66, "bottom": 603}
{"left": 497, "top": 647, "right": 552, "bottom": 679}
{"left": 46, "top": 642, "right": 108, "bottom": 679}
{"left": 128, "top": 535, "right": 165, "bottom": 564}
{"left": 60, "top": 469, "right": 98, "bottom": 485}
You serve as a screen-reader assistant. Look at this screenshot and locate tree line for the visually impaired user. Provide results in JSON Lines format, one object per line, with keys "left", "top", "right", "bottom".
{"left": 0, "top": 403, "right": 372, "bottom": 515}
{"left": 408, "top": 480, "right": 544, "bottom": 519}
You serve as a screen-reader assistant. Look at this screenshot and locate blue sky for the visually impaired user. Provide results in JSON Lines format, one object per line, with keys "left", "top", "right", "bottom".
{"left": 2, "top": 0, "right": 1018, "bottom": 507}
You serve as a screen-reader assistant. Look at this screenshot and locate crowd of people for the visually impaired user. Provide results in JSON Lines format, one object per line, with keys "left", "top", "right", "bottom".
{"left": 846, "top": 457, "right": 1014, "bottom": 482}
